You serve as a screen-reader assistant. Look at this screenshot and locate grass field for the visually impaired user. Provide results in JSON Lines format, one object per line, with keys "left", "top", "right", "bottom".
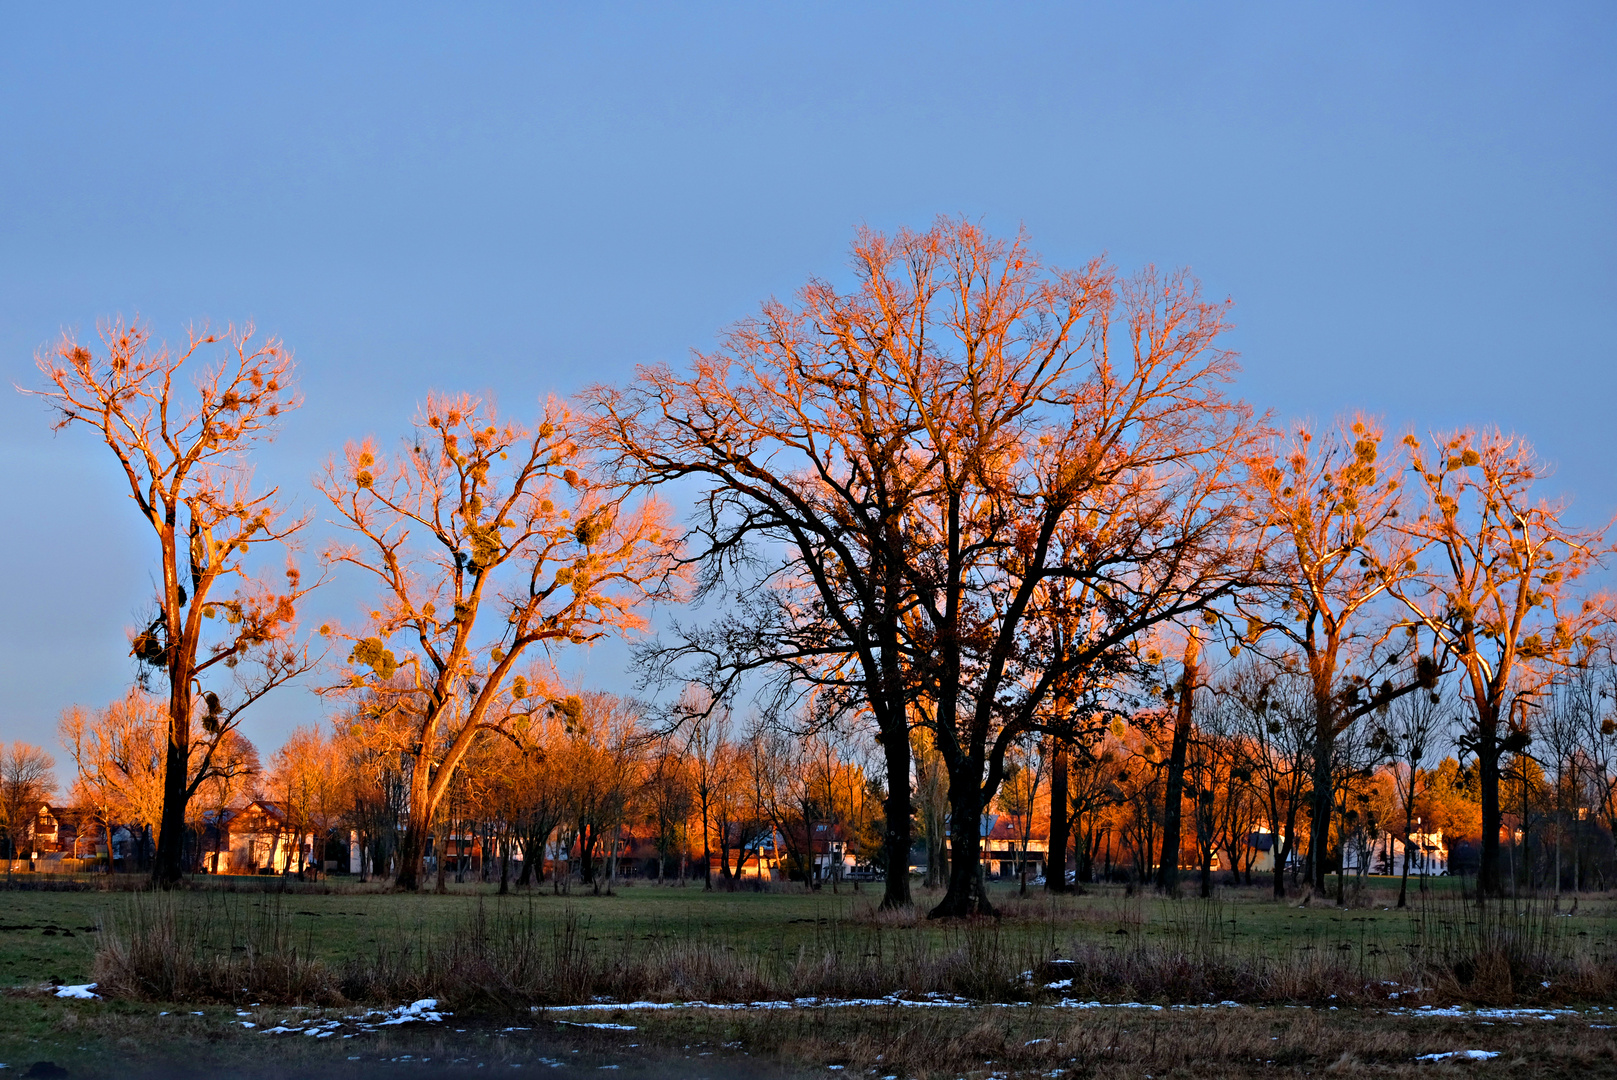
{"left": 3, "top": 874, "right": 1616, "bottom": 991}
{"left": 4, "top": 876, "right": 1617, "bottom": 1077}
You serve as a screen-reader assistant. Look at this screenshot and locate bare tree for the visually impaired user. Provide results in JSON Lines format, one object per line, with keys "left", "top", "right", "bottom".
{"left": 751, "top": 719, "right": 817, "bottom": 885}
{"left": 998, "top": 735, "right": 1050, "bottom": 896}
{"left": 29, "top": 321, "right": 318, "bottom": 884}
{"left": 1223, "top": 660, "right": 1315, "bottom": 898}
{"left": 1063, "top": 721, "right": 1131, "bottom": 884}
{"left": 646, "top": 736, "right": 694, "bottom": 882}
{"left": 590, "top": 219, "right": 1262, "bottom": 916}
{"left": 1156, "top": 631, "right": 1202, "bottom": 894}
{"left": 557, "top": 693, "right": 643, "bottom": 893}
{"left": 505, "top": 713, "right": 568, "bottom": 891}
{"left": 1569, "top": 664, "right": 1617, "bottom": 872}
{"left": 269, "top": 725, "right": 345, "bottom": 877}
{"left": 678, "top": 687, "right": 735, "bottom": 890}
{"left": 913, "top": 721, "right": 950, "bottom": 889}
{"left": 1384, "top": 687, "right": 1446, "bottom": 907}
{"left": 1390, "top": 429, "right": 1611, "bottom": 895}
{"left": 1541, "top": 672, "right": 1596, "bottom": 897}
{"left": 319, "top": 392, "right": 679, "bottom": 889}
{"left": 330, "top": 696, "right": 412, "bottom": 882}
{"left": 1239, "top": 417, "right": 1440, "bottom": 893}
{"left": 194, "top": 729, "right": 260, "bottom": 873}
{"left": 0, "top": 744, "right": 57, "bottom": 864}
{"left": 1183, "top": 690, "right": 1237, "bottom": 897}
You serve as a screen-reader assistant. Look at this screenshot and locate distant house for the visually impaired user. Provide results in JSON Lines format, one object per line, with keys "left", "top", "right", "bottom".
{"left": 430, "top": 831, "right": 485, "bottom": 874}
{"left": 1341, "top": 828, "right": 1448, "bottom": 877}
{"left": 20, "top": 803, "right": 144, "bottom": 866}
{"left": 202, "top": 800, "right": 318, "bottom": 874}
{"left": 708, "top": 828, "right": 785, "bottom": 881}
{"left": 981, "top": 813, "right": 1048, "bottom": 879}
{"left": 1238, "top": 826, "right": 1295, "bottom": 875}
{"left": 26, "top": 803, "right": 81, "bottom": 856}
{"left": 809, "top": 821, "right": 856, "bottom": 882}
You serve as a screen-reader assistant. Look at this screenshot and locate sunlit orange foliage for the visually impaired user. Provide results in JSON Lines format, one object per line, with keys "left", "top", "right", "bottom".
{"left": 1393, "top": 428, "right": 1612, "bottom": 893}
{"left": 319, "top": 392, "right": 681, "bottom": 889}
{"left": 31, "top": 321, "right": 317, "bottom": 884}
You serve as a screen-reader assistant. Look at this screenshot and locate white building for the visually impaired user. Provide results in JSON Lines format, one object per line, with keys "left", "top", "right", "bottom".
{"left": 1236, "top": 826, "right": 1293, "bottom": 875}
{"left": 1342, "top": 827, "right": 1448, "bottom": 876}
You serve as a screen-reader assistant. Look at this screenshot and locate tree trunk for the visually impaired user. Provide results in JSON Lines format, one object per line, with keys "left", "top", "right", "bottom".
{"left": 394, "top": 754, "right": 434, "bottom": 891}
{"left": 930, "top": 762, "right": 993, "bottom": 918}
{"left": 1308, "top": 700, "right": 1334, "bottom": 893}
{"left": 700, "top": 799, "right": 713, "bottom": 891}
{"left": 1157, "top": 633, "right": 1199, "bottom": 895}
{"left": 516, "top": 834, "right": 534, "bottom": 887}
{"left": 1397, "top": 813, "right": 1413, "bottom": 909}
{"left": 434, "top": 820, "right": 449, "bottom": 894}
{"left": 1478, "top": 733, "right": 1502, "bottom": 897}
{"left": 1047, "top": 743, "right": 1069, "bottom": 894}
{"left": 580, "top": 822, "right": 598, "bottom": 889}
{"left": 395, "top": 824, "right": 427, "bottom": 890}
{"left": 879, "top": 726, "right": 914, "bottom": 910}
{"left": 153, "top": 681, "right": 193, "bottom": 887}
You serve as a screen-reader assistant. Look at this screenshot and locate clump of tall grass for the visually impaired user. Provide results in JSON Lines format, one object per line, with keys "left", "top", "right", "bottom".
{"left": 1019, "top": 890, "right": 1617, "bottom": 1006}
{"left": 94, "top": 891, "right": 339, "bottom": 1004}
{"left": 1412, "top": 891, "right": 1616, "bottom": 1003}
{"left": 93, "top": 895, "right": 1040, "bottom": 1010}
{"left": 338, "top": 901, "right": 1039, "bottom": 1010}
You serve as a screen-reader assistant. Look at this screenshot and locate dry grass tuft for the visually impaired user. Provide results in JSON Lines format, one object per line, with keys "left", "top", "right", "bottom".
{"left": 93, "top": 892, "right": 340, "bottom": 1004}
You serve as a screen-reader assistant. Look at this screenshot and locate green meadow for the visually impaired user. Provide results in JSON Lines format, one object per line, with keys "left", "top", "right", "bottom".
{"left": 3, "top": 875, "right": 1613, "bottom": 991}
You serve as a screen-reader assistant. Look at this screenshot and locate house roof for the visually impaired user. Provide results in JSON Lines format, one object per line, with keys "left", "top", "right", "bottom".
{"left": 28, "top": 804, "right": 97, "bottom": 830}
{"left": 983, "top": 814, "right": 1049, "bottom": 842}
{"left": 223, "top": 799, "right": 292, "bottom": 828}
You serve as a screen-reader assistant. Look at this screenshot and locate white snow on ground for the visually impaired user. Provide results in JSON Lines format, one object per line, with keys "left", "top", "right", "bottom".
{"left": 538, "top": 996, "right": 1609, "bottom": 1020}
{"left": 47, "top": 983, "right": 1608, "bottom": 1042}
{"left": 541, "top": 996, "right": 977, "bottom": 1013}
{"left": 244, "top": 999, "right": 453, "bottom": 1036}
{"left": 1400, "top": 1006, "right": 1579, "bottom": 1021}
{"left": 1416, "top": 1050, "right": 1501, "bottom": 1061}
{"left": 377, "top": 999, "right": 448, "bottom": 1025}
{"left": 542, "top": 996, "right": 1173, "bottom": 1013}
{"left": 557, "top": 1022, "right": 638, "bottom": 1031}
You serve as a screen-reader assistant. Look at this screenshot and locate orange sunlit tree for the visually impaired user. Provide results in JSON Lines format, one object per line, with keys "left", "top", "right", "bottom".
{"left": 1238, "top": 417, "right": 1442, "bottom": 893}
{"left": 588, "top": 219, "right": 1263, "bottom": 916}
{"left": 319, "top": 392, "right": 680, "bottom": 890}
{"left": 30, "top": 322, "right": 318, "bottom": 885}
{"left": 1391, "top": 429, "right": 1611, "bottom": 896}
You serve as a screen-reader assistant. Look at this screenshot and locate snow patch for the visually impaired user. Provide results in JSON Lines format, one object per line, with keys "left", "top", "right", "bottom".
{"left": 377, "top": 999, "right": 449, "bottom": 1026}
{"left": 1416, "top": 1050, "right": 1501, "bottom": 1062}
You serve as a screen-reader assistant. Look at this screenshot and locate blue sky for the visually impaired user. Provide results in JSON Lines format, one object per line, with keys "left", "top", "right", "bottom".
{"left": 2, "top": 3, "right": 1613, "bottom": 758}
